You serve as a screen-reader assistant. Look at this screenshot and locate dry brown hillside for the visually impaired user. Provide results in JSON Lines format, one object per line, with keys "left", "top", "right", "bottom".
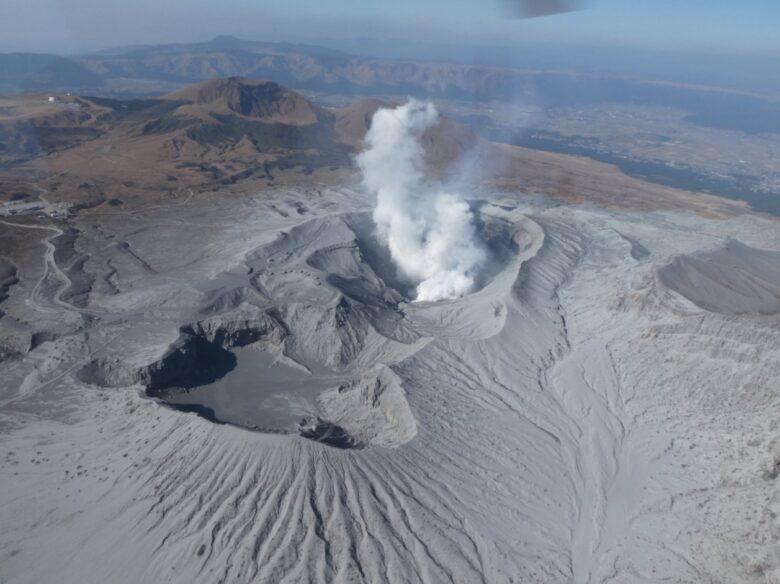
{"left": 164, "top": 77, "right": 320, "bottom": 125}
{"left": 0, "top": 77, "right": 748, "bottom": 218}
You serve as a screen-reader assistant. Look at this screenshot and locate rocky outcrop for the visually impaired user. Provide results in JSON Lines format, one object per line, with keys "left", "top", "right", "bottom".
{"left": 315, "top": 365, "right": 417, "bottom": 448}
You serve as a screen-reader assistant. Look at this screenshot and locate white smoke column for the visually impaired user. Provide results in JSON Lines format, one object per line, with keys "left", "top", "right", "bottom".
{"left": 357, "top": 99, "right": 485, "bottom": 302}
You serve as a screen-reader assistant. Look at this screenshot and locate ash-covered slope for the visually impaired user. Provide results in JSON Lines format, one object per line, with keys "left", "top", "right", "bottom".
{"left": 1, "top": 188, "right": 780, "bottom": 583}
{"left": 659, "top": 238, "right": 780, "bottom": 315}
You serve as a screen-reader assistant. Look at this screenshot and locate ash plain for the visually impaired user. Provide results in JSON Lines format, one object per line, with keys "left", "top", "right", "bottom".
{"left": 2, "top": 185, "right": 780, "bottom": 583}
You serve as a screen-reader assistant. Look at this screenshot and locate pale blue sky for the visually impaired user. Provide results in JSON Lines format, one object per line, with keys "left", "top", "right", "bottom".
{"left": 1, "top": 0, "right": 778, "bottom": 56}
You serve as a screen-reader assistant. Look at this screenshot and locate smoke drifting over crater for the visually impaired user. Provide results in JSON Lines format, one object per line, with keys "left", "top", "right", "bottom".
{"left": 357, "top": 100, "right": 486, "bottom": 302}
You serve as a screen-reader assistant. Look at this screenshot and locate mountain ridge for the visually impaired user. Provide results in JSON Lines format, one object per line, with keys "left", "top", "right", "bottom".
{"left": 0, "top": 76, "right": 747, "bottom": 221}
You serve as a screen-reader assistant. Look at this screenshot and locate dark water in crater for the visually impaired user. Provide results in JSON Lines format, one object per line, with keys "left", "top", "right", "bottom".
{"left": 155, "top": 347, "right": 345, "bottom": 434}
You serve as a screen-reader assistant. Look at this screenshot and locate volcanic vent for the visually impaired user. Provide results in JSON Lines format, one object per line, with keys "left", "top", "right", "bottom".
{"left": 78, "top": 206, "right": 528, "bottom": 448}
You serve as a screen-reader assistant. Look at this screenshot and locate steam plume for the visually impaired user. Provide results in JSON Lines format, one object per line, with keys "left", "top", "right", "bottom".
{"left": 357, "top": 100, "right": 485, "bottom": 302}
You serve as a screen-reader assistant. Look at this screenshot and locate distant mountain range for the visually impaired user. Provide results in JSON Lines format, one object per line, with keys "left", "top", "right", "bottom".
{"left": 2, "top": 35, "right": 780, "bottom": 134}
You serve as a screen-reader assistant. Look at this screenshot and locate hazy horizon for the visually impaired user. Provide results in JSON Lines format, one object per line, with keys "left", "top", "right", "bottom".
{"left": 2, "top": 0, "right": 779, "bottom": 58}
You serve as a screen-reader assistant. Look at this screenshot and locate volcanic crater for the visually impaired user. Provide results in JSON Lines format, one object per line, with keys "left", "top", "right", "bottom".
{"left": 78, "top": 206, "right": 530, "bottom": 449}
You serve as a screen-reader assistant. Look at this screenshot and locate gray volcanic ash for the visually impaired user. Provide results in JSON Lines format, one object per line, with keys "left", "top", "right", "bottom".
{"left": 2, "top": 186, "right": 780, "bottom": 583}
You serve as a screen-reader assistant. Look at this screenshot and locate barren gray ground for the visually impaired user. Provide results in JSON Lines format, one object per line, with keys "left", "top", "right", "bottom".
{"left": 1, "top": 186, "right": 780, "bottom": 583}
